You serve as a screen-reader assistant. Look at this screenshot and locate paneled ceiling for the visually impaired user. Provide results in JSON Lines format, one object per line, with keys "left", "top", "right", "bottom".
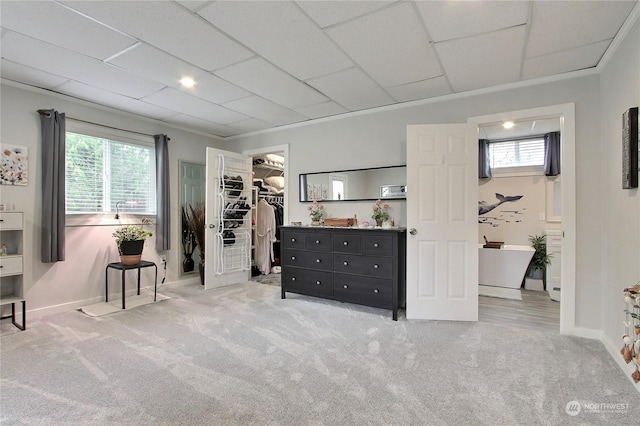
{"left": 1, "top": 1, "right": 637, "bottom": 139}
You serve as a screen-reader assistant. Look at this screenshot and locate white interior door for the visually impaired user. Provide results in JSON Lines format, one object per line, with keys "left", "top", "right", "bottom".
{"left": 406, "top": 124, "right": 478, "bottom": 321}
{"left": 205, "top": 147, "right": 252, "bottom": 290}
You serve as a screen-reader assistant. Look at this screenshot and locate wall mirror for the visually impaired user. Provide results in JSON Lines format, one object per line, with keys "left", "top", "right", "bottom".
{"left": 299, "top": 165, "right": 406, "bottom": 202}
{"left": 179, "top": 160, "right": 205, "bottom": 276}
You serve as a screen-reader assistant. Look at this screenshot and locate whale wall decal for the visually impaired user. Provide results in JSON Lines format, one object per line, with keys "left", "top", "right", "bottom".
{"left": 478, "top": 193, "right": 525, "bottom": 227}
{"left": 478, "top": 193, "right": 523, "bottom": 215}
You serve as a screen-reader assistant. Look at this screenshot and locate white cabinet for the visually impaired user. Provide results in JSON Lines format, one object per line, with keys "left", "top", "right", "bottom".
{"left": 0, "top": 212, "right": 25, "bottom": 330}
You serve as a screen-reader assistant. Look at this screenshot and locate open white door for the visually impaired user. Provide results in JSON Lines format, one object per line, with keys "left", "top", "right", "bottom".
{"left": 205, "top": 147, "right": 252, "bottom": 290}
{"left": 406, "top": 124, "right": 478, "bottom": 321}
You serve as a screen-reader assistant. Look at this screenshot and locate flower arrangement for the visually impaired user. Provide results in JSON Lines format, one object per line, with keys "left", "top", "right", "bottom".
{"left": 183, "top": 203, "right": 206, "bottom": 256}
{"left": 371, "top": 199, "right": 391, "bottom": 222}
{"left": 112, "top": 224, "right": 153, "bottom": 245}
{"left": 307, "top": 200, "right": 326, "bottom": 222}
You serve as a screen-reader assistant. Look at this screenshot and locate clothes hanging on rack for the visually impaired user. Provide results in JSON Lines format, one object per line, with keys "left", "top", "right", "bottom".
{"left": 255, "top": 198, "right": 277, "bottom": 274}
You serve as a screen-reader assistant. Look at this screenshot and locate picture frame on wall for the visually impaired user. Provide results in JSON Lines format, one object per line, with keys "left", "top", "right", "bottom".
{"left": 0, "top": 144, "right": 28, "bottom": 186}
{"left": 622, "top": 107, "right": 638, "bottom": 189}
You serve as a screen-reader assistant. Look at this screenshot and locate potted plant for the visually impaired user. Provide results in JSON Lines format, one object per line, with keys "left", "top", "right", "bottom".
{"left": 371, "top": 199, "right": 391, "bottom": 227}
{"left": 307, "top": 200, "right": 325, "bottom": 225}
{"left": 527, "top": 234, "right": 552, "bottom": 280}
{"left": 112, "top": 224, "right": 153, "bottom": 265}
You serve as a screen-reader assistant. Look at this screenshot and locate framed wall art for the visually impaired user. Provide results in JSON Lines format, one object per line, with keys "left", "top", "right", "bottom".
{"left": 1, "top": 144, "right": 29, "bottom": 186}
{"left": 622, "top": 107, "right": 638, "bottom": 189}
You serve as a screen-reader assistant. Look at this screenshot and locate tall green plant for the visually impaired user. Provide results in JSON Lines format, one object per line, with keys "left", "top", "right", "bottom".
{"left": 528, "top": 234, "right": 552, "bottom": 271}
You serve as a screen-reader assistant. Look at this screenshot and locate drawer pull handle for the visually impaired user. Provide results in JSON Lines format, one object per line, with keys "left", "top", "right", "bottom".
{"left": 316, "top": 280, "right": 321, "bottom": 285}
{"left": 316, "top": 259, "right": 321, "bottom": 263}
{"left": 374, "top": 243, "right": 379, "bottom": 247}
{"left": 291, "top": 238, "right": 296, "bottom": 242}
{"left": 291, "top": 256, "right": 296, "bottom": 260}
{"left": 373, "top": 289, "right": 379, "bottom": 294}
{"left": 343, "top": 285, "right": 348, "bottom": 289}
{"left": 374, "top": 264, "right": 379, "bottom": 269}
{"left": 315, "top": 240, "right": 320, "bottom": 244}
{"left": 343, "top": 241, "right": 348, "bottom": 246}
{"left": 291, "top": 277, "right": 296, "bottom": 281}
{"left": 343, "top": 261, "right": 348, "bottom": 266}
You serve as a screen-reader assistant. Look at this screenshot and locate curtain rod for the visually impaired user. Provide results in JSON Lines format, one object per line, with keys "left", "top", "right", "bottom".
{"left": 37, "top": 110, "right": 169, "bottom": 140}
{"left": 487, "top": 133, "right": 551, "bottom": 143}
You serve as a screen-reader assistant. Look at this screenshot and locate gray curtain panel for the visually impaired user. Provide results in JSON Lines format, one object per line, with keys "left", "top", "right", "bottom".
{"left": 544, "top": 131, "right": 561, "bottom": 176}
{"left": 478, "top": 139, "right": 492, "bottom": 179}
{"left": 154, "top": 134, "right": 170, "bottom": 251}
{"left": 38, "top": 109, "right": 66, "bottom": 262}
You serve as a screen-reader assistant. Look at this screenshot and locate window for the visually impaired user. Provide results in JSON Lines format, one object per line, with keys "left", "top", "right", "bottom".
{"left": 489, "top": 138, "right": 545, "bottom": 174}
{"left": 65, "top": 122, "right": 156, "bottom": 216}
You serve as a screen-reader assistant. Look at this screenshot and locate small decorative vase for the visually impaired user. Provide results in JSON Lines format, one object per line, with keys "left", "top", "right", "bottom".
{"left": 183, "top": 253, "right": 195, "bottom": 273}
{"left": 382, "top": 220, "right": 392, "bottom": 229}
{"left": 311, "top": 220, "right": 320, "bottom": 226}
{"left": 198, "top": 255, "right": 205, "bottom": 286}
{"left": 375, "top": 219, "right": 382, "bottom": 227}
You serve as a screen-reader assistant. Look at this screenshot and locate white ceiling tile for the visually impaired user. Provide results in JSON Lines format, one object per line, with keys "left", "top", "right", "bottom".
{"left": 296, "top": 0, "right": 396, "bottom": 28}
{"left": 175, "top": 1, "right": 214, "bottom": 13}
{"left": 386, "top": 76, "right": 451, "bottom": 103}
{"left": 0, "top": 0, "right": 136, "bottom": 60}
{"left": 142, "top": 87, "right": 249, "bottom": 124}
{"left": 108, "top": 43, "right": 250, "bottom": 104}
{"left": 523, "top": 39, "right": 611, "bottom": 80}
{"left": 435, "top": 26, "right": 526, "bottom": 93}
{"left": 227, "top": 118, "right": 274, "bottom": 133}
{"left": 0, "top": 59, "right": 69, "bottom": 89}
{"left": 57, "top": 80, "right": 178, "bottom": 120}
{"left": 294, "top": 101, "right": 349, "bottom": 120}
{"left": 1, "top": 32, "right": 165, "bottom": 98}
{"left": 164, "top": 114, "right": 242, "bottom": 137}
{"left": 527, "top": 1, "right": 636, "bottom": 57}
{"left": 215, "top": 57, "right": 328, "bottom": 109}
{"left": 416, "top": 0, "right": 529, "bottom": 42}
{"left": 198, "top": 1, "right": 353, "bottom": 80}
{"left": 306, "top": 67, "right": 395, "bottom": 111}
{"left": 60, "top": 0, "right": 253, "bottom": 71}
{"left": 223, "top": 96, "right": 309, "bottom": 127}
{"left": 327, "top": 2, "right": 441, "bottom": 88}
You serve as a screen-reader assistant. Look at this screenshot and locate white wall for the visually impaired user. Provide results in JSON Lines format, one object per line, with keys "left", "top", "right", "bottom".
{"left": 225, "top": 72, "right": 605, "bottom": 330}
{"left": 0, "top": 83, "right": 222, "bottom": 316}
{"left": 599, "top": 18, "right": 640, "bottom": 347}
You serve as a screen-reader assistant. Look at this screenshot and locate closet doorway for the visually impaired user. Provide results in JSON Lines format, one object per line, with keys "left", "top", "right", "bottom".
{"left": 243, "top": 145, "right": 289, "bottom": 278}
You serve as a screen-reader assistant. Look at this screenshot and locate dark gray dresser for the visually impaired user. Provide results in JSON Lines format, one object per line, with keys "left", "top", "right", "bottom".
{"left": 280, "top": 226, "right": 406, "bottom": 320}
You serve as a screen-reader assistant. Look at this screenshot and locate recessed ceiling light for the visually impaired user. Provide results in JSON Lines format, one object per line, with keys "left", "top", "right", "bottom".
{"left": 502, "top": 121, "right": 515, "bottom": 129}
{"left": 180, "top": 77, "right": 195, "bottom": 88}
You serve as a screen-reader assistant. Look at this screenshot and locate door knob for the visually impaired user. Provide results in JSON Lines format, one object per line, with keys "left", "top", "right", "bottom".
{"left": 409, "top": 228, "right": 417, "bottom": 235}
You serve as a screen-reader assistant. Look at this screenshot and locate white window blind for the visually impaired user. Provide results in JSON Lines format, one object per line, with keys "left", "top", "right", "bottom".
{"left": 66, "top": 130, "right": 156, "bottom": 215}
{"left": 489, "top": 138, "right": 545, "bottom": 169}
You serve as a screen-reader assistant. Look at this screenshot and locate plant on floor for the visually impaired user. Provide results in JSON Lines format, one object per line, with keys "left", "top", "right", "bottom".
{"left": 527, "top": 234, "right": 552, "bottom": 278}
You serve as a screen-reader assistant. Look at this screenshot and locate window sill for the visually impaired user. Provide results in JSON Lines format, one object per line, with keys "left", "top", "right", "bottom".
{"left": 66, "top": 214, "right": 155, "bottom": 228}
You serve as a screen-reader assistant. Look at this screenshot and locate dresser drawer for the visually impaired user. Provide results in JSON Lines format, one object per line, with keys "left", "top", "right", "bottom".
{"left": 282, "top": 249, "right": 333, "bottom": 271}
{"left": 304, "top": 232, "right": 333, "bottom": 252}
{"left": 333, "top": 254, "right": 393, "bottom": 279}
{"left": 333, "top": 274, "right": 393, "bottom": 309}
{"left": 0, "top": 212, "right": 23, "bottom": 230}
{"left": 282, "top": 267, "right": 333, "bottom": 298}
{"left": 0, "top": 256, "right": 23, "bottom": 276}
{"left": 332, "top": 233, "right": 361, "bottom": 254}
{"left": 282, "top": 230, "right": 306, "bottom": 249}
{"left": 362, "top": 235, "right": 393, "bottom": 256}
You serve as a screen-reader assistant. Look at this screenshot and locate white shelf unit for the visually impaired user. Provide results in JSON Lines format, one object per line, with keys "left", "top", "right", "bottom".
{"left": 0, "top": 211, "right": 25, "bottom": 330}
